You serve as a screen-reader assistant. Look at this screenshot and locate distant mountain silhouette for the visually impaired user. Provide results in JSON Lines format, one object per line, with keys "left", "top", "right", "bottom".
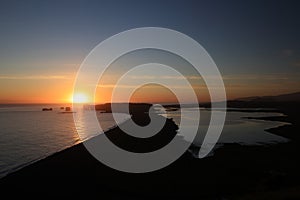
{"left": 235, "top": 92, "right": 300, "bottom": 102}
{"left": 195, "top": 92, "right": 300, "bottom": 109}
{"left": 220, "top": 91, "right": 300, "bottom": 109}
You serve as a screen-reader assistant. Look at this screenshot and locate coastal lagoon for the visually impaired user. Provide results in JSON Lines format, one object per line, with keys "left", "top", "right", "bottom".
{"left": 160, "top": 107, "right": 289, "bottom": 157}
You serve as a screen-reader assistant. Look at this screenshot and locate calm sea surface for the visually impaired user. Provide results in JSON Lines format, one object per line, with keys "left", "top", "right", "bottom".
{"left": 0, "top": 104, "right": 289, "bottom": 178}
{"left": 0, "top": 104, "right": 129, "bottom": 178}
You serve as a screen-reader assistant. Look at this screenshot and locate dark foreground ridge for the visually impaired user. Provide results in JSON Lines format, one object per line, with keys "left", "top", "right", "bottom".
{"left": 1, "top": 102, "right": 300, "bottom": 199}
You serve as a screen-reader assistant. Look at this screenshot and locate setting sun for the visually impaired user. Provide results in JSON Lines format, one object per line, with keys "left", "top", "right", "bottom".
{"left": 71, "top": 93, "right": 90, "bottom": 104}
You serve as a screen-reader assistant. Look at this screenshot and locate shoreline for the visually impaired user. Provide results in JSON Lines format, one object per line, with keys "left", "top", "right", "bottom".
{"left": 0, "top": 105, "right": 299, "bottom": 198}
{"left": 0, "top": 107, "right": 288, "bottom": 179}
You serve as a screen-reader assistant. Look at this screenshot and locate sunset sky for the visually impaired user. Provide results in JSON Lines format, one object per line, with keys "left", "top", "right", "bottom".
{"left": 0, "top": 0, "right": 299, "bottom": 103}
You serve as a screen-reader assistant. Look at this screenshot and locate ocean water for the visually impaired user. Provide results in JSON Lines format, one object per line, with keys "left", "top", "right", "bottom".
{"left": 0, "top": 105, "right": 289, "bottom": 178}
{"left": 0, "top": 104, "right": 129, "bottom": 178}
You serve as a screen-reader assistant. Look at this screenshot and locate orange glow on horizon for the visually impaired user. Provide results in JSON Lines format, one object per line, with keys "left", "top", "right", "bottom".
{"left": 1, "top": 73, "right": 299, "bottom": 104}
